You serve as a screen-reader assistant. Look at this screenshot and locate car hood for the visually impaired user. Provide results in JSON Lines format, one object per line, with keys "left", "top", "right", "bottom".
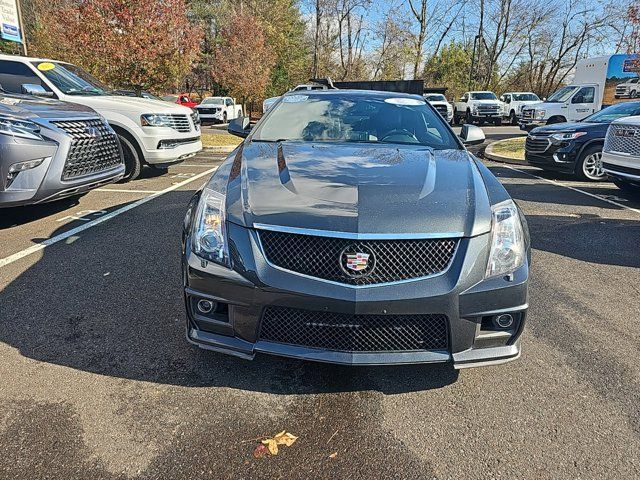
{"left": 69, "top": 95, "right": 193, "bottom": 115}
{"left": 226, "top": 142, "right": 492, "bottom": 237}
{"left": 0, "top": 93, "right": 96, "bottom": 120}
{"left": 532, "top": 121, "right": 605, "bottom": 134}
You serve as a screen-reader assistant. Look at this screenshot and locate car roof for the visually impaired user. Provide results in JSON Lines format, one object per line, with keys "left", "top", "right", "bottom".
{"left": 0, "top": 53, "right": 70, "bottom": 64}
{"left": 281, "top": 89, "right": 425, "bottom": 101}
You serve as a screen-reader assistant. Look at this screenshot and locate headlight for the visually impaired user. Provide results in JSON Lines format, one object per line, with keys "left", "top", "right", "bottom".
{"left": 0, "top": 115, "right": 43, "bottom": 140}
{"left": 550, "top": 131, "right": 587, "bottom": 142}
{"left": 486, "top": 200, "right": 525, "bottom": 278}
{"left": 535, "top": 110, "right": 546, "bottom": 119}
{"left": 191, "top": 188, "right": 230, "bottom": 267}
{"left": 140, "top": 114, "right": 172, "bottom": 127}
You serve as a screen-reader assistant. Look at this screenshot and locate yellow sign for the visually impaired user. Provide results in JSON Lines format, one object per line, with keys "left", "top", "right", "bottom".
{"left": 37, "top": 62, "right": 56, "bottom": 71}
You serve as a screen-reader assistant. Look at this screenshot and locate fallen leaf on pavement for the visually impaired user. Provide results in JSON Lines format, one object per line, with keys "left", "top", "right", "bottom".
{"left": 262, "top": 438, "right": 279, "bottom": 455}
{"left": 253, "top": 444, "right": 269, "bottom": 459}
{"left": 328, "top": 452, "right": 338, "bottom": 459}
{"left": 255, "top": 431, "right": 298, "bottom": 457}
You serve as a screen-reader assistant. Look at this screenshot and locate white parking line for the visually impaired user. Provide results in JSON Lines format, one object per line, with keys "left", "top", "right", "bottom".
{"left": 0, "top": 167, "right": 218, "bottom": 269}
{"left": 504, "top": 165, "right": 640, "bottom": 215}
{"left": 95, "top": 188, "right": 160, "bottom": 194}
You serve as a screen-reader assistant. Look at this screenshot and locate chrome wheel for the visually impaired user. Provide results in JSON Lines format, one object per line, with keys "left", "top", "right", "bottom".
{"left": 582, "top": 151, "right": 605, "bottom": 181}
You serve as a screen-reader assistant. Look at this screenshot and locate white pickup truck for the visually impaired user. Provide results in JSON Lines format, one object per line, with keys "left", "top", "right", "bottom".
{"left": 499, "top": 92, "right": 541, "bottom": 125}
{"left": 424, "top": 93, "right": 453, "bottom": 124}
{"left": 0, "top": 54, "right": 202, "bottom": 181}
{"left": 521, "top": 54, "right": 640, "bottom": 130}
{"left": 195, "top": 97, "right": 242, "bottom": 124}
{"left": 453, "top": 91, "right": 502, "bottom": 126}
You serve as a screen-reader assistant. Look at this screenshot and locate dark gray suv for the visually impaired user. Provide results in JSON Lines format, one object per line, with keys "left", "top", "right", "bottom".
{"left": 0, "top": 92, "right": 124, "bottom": 207}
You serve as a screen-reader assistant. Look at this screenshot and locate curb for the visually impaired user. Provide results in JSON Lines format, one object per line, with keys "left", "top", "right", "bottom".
{"left": 483, "top": 140, "right": 527, "bottom": 165}
{"left": 203, "top": 146, "right": 238, "bottom": 154}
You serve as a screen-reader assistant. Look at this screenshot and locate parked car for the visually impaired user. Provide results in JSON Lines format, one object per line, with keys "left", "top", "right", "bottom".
{"left": 615, "top": 77, "right": 639, "bottom": 99}
{"left": 0, "top": 55, "right": 202, "bottom": 181}
{"left": 182, "top": 90, "right": 530, "bottom": 368}
{"left": 424, "top": 93, "right": 453, "bottom": 123}
{"left": 165, "top": 94, "right": 198, "bottom": 109}
{"left": 263, "top": 83, "right": 329, "bottom": 112}
{"left": 525, "top": 101, "right": 640, "bottom": 181}
{"left": 499, "top": 92, "right": 541, "bottom": 125}
{"left": 0, "top": 92, "right": 124, "bottom": 207}
{"left": 521, "top": 54, "right": 640, "bottom": 129}
{"left": 602, "top": 115, "right": 640, "bottom": 193}
{"left": 454, "top": 91, "right": 502, "bottom": 125}
{"left": 195, "top": 97, "right": 242, "bottom": 124}
{"left": 113, "top": 89, "right": 162, "bottom": 101}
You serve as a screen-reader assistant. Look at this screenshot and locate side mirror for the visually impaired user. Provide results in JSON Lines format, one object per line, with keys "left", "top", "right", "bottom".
{"left": 21, "top": 84, "right": 54, "bottom": 98}
{"left": 459, "top": 124, "right": 485, "bottom": 146}
{"left": 228, "top": 116, "right": 251, "bottom": 138}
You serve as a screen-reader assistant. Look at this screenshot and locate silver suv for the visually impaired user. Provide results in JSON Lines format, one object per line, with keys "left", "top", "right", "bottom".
{"left": 1, "top": 92, "right": 124, "bottom": 207}
{"left": 602, "top": 116, "right": 640, "bottom": 194}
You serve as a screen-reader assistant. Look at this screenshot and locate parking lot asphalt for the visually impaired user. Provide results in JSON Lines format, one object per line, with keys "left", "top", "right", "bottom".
{"left": 1, "top": 142, "right": 639, "bottom": 479}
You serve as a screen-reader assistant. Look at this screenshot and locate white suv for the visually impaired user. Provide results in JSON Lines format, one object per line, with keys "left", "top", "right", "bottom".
{"left": 602, "top": 116, "right": 640, "bottom": 193}
{"left": 0, "top": 55, "right": 202, "bottom": 181}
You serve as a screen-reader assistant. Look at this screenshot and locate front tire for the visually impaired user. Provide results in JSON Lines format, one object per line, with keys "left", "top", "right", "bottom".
{"left": 494, "top": 117, "right": 502, "bottom": 126}
{"left": 575, "top": 146, "right": 606, "bottom": 182}
{"left": 509, "top": 110, "right": 517, "bottom": 125}
{"left": 223, "top": 112, "right": 228, "bottom": 124}
{"left": 118, "top": 134, "right": 142, "bottom": 182}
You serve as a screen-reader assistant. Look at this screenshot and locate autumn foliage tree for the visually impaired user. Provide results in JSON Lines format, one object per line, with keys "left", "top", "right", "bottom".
{"left": 30, "top": 0, "right": 201, "bottom": 92}
{"left": 212, "top": 13, "right": 275, "bottom": 111}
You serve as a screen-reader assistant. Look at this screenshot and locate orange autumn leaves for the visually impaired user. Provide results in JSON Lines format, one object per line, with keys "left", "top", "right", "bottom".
{"left": 253, "top": 431, "right": 298, "bottom": 458}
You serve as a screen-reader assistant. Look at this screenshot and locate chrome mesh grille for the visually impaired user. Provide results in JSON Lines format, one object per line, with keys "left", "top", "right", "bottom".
{"left": 259, "top": 307, "right": 449, "bottom": 352}
{"left": 258, "top": 230, "right": 458, "bottom": 286}
{"left": 604, "top": 124, "right": 640, "bottom": 156}
{"left": 52, "top": 119, "right": 122, "bottom": 180}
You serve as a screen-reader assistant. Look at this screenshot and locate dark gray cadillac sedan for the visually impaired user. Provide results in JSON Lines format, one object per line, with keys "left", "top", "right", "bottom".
{"left": 182, "top": 90, "right": 530, "bottom": 368}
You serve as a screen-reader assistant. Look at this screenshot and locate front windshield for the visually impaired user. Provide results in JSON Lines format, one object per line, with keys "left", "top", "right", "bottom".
{"left": 32, "top": 62, "right": 108, "bottom": 96}
{"left": 547, "top": 86, "right": 579, "bottom": 103}
{"left": 513, "top": 93, "right": 540, "bottom": 101}
{"left": 252, "top": 93, "right": 460, "bottom": 149}
{"left": 583, "top": 102, "right": 640, "bottom": 123}
{"left": 425, "top": 94, "right": 447, "bottom": 102}
{"left": 202, "top": 98, "right": 224, "bottom": 105}
{"left": 470, "top": 92, "right": 497, "bottom": 100}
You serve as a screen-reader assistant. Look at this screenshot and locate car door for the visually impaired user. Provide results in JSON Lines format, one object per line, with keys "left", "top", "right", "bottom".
{"left": 502, "top": 94, "right": 511, "bottom": 116}
{"left": 568, "top": 86, "right": 596, "bottom": 121}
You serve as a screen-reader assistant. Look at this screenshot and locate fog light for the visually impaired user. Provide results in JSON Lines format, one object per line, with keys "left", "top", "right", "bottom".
{"left": 495, "top": 314, "right": 514, "bottom": 328}
{"left": 197, "top": 299, "right": 215, "bottom": 314}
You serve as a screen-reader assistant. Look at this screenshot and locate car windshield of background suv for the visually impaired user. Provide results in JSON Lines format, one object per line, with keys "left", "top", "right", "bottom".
{"left": 253, "top": 94, "right": 460, "bottom": 149}
{"left": 202, "top": 98, "right": 224, "bottom": 105}
{"left": 32, "top": 61, "right": 108, "bottom": 96}
{"left": 470, "top": 92, "right": 497, "bottom": 100}
{"left": 513, "top": 93, "right": 540, "bottom": 101}
{"left": 583, "top": 101, "right": 640, "bottom": 123}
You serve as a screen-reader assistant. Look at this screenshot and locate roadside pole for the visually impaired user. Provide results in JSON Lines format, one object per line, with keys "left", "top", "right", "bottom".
{"left": 16, "top": 0, "right": 27, "bottom": 55}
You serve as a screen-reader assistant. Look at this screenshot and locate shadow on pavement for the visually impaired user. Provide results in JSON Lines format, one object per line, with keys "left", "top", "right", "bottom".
{"left": 0, "top": 189, "right": 459, "bottom": 395}
{"left": 0, "top": 196, "right": 85, "bottom": 229}
{"left": 527, "top": 213, "right": 640, "bottom": 268}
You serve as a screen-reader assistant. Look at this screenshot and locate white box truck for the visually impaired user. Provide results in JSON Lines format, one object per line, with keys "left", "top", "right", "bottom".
{"left": 520, "top": 54, "right": 640, "bottom": 130}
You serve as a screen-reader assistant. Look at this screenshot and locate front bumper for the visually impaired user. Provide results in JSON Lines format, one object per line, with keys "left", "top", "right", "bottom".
{"left": 602, "top": 151, "right": 640, "bottom": 182}
{"left": 183, "top": 223, "right": 529, "bottom": 368}
{"left": 0, "top": 131, "right": 124, "bottom": 208}
{"left": 525, "top": 141, "right": 582, "bottom": 174}
{"left": 136, "top": 125, "right": 202, "bottom": 165}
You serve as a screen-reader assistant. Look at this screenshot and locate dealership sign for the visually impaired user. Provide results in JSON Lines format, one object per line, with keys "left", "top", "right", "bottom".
{"left": 0, "top": 0, "right": 22, "bottom": 43}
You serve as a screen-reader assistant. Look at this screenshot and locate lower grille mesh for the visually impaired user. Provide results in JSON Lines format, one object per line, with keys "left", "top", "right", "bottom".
{"left": 259, "top": 307, "right": 449, "bottom": 352}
